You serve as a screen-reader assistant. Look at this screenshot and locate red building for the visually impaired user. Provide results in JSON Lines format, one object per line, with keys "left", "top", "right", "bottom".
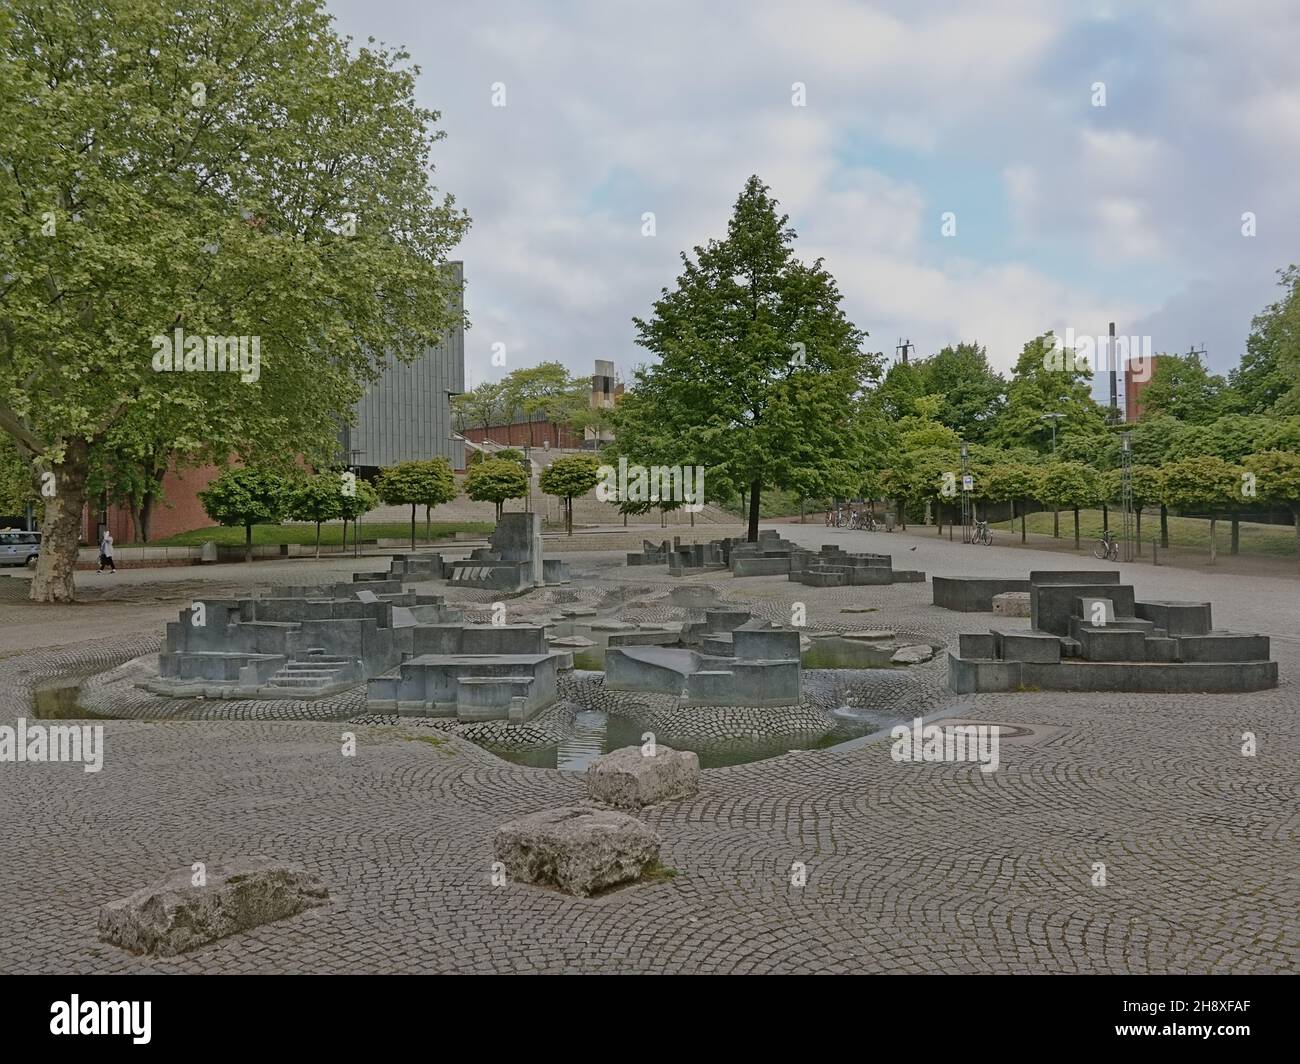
{"left": 1124, "top": 354, "right": 1162, "bottom": 422}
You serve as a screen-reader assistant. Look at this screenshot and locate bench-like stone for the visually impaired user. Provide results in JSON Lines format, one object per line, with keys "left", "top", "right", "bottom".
{"left": 991, "top": 591, "right": 1031, "bottom": 617}
{"left": 97, "top": 858, "right": 328, "bottom": 956}
{"left": 586, "top": 744, "right": 700, "bottom": 809}
{"left": 493, "top": 807, "right": 661, "bottom": 897}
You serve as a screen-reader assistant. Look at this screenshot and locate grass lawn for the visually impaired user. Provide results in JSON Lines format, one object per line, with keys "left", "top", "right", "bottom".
{"left": 138, "top": 520, "right": 495, "bottom": 549}
{"left": 989, "top": 508, "right": 1299, "bottom": 557}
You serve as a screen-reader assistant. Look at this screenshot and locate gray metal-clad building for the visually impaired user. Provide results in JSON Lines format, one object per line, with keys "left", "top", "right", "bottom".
{"left": 340, "top": 261, "right": 465, "bottom": 472}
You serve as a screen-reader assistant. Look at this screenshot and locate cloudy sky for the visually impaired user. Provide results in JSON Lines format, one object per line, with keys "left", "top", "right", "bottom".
{"left": 328, "top": 0, "right": 1300, "bottom": 394}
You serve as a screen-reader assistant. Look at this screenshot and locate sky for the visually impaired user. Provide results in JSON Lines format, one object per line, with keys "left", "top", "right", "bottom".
{"left": 326, "top": 0, "right": 1300, "bottom": 397}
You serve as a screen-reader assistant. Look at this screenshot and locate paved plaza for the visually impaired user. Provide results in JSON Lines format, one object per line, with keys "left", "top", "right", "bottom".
{"left": 0, "top": 525, "right": 1295, "bottom": 973}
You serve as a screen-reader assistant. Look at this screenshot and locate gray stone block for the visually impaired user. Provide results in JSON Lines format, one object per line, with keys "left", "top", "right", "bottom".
{"left": 98, "top": 858, "right": 328, "bottom": 956}
{"left": 586, "top": 745, "right": 700, "bottom": 809}
{"left": 932, "top": 576, "right": 1030, "bottom": 612}
{"left": 958, "top": 633, "right": 996, "bottom": 658}
{"left": 493, "top": 807, "right": 661, "bottom": 897}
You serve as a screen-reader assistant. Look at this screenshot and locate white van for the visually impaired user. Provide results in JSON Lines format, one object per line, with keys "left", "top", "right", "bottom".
{"left": 0, "top": 530, "right": 41, "bottom": 567}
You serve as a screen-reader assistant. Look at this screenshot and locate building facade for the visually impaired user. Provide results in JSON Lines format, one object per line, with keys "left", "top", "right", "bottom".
{"left": 341, "top": 260, "right": 465, "bottom": 475}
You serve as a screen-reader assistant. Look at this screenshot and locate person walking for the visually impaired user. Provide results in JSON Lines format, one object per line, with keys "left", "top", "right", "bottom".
{"left": 98, "top": 529, "right": 117, "bottom": 574}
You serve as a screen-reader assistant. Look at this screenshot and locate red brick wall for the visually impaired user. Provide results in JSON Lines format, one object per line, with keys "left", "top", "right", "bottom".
{"left": 462, "top": 421, "right": 584, "bottom": 450}
{"left": 83, "top": 460, "right": 223, "bottom": 544}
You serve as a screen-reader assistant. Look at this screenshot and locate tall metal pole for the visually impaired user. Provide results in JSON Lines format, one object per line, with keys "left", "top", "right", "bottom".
{"left": 1108, "top": 322, "right": 1118, "bottom": 423}
{"left": 1120, "top": 432, "right": 1134, "bottom": 562}
{"left": 959, "top": 441, "right": 972, "bottom": 543}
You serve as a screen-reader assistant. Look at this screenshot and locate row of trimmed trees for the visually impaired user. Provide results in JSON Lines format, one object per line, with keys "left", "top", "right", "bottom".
{"left": 196, "top": 453, "right": 606, "bottom": 560}
{"left": 884, "top": 451, "right": 1300, "bottom": 559}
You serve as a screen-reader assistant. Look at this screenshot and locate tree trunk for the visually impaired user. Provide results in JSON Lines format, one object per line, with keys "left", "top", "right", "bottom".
{"left": 1209, "top": 515, "right": 1217, "bottom": 565}
{"left": 408, "top": 504, "right": 416, "bottom": 549}
{"left": 138, "top": 487, "right": 157, "bottom": 543}
{"left": 1293, "top": 506, "right": 1300, "bottom": 559}
{"left": 1053, "top": 509, "right": 1059, "bottom": 538}
{"left": 1230, "top": 511, "right": 1239, "bottom": 555}
{"left": 1160, "top": 505, "right": 1169, "bottom": 548}
{"left": 315, "top": 520, "right": 321, "bottom": 560}
{"left": 1102, "top": 504, "right": 1108, "bottom": 532}
{"left": 747, "top": 479, "right": 761, "bottom": 542}
{"left": 244, "top": 522, "right": 253, "bottom": 563}
{"left": 1018, "top": 501, "right": 1026, "bottom": 543}
{"left": 29, "top": 438, "right": 91, "bottom": 603}
{"left": 898, "top": 497, "right": 906, "bottom": 531}
{"left": 342, "top": 516, "right": 348, "bottom": 553}
{"left": 1073, "top": 508, "right": 1080, "bottom": 550}
{"left": 566, "top": 495, "right": 573, "bottom": 535}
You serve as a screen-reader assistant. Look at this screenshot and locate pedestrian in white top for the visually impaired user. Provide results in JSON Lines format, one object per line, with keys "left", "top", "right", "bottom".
{"left": 98, "top": 530, "right": 116, "bottom": 574}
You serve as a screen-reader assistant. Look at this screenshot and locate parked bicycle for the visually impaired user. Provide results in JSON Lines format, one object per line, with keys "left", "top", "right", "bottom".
{"left": 972, "top": 519, "right": 992, "bottom": 546}
{"left": 848, "top": 510, "right": 875, "bottom": 531}
{"left": 825, "top": 508, "right": 848, "bottom": 528}
{"left": 1093, "top": 529, "right": 1120, "bottom": 561}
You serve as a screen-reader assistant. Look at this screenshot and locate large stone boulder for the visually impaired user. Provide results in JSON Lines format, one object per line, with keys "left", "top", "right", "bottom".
{"left": 586, "top": 744, "right": 700, "bottom": 809}
{"left": 493, "top": 807, "right": 661, "bottom": 897}
{"left": 98, "top": 858, "right": 328, "bottom": 956}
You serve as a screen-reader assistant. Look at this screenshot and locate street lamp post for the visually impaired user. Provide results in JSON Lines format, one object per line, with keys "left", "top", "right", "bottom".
{"left": 1040, "top": 412, "right": 1065, "bottom": 538}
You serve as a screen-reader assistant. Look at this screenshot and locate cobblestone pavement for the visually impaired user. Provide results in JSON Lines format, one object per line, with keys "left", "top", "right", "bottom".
{"left": 0, "top": 535, "right": 1296, "bottom": 973}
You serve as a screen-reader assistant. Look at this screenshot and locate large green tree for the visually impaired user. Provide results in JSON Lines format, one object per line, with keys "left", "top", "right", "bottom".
{"left": 1229, "top": 265, "right": 1300, "bottom": 414}
{"left": 628, "top": 176, "right": 879, "bottom": 542}
{"left": 0, "top": 0, "right": 468, "bottom": 600}
{"left": 992, "top": 333, "right": 1108, "bottom": 452}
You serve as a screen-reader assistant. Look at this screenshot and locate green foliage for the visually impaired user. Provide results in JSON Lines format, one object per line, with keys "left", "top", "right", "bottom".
{"left": 1099, "top": 465, "right": 1161, "bottom": 511}
{"left": 465, "top": 458, "right": 529, "bottom": 517}
{"left": 0, "top": 0, "right": 469, "bottom": 599}
{"left": 199, "top": 467, "right": 289, "bottom": 527}
{"left": 1127, "top": 415, "right": 1188, "bottom": 466}
{"left": 0, "top": 435, "right": 36, "bottom": 515}
{"left": 1232, "top": 265, "right": 1300, "bottom": 413}
{"left": 494, "top": 448, "right": 526, "bottom": 464}
{"left": 1140, "top": 352, "right": 1227, "bottom": 423}
{"left": 453, "top": 382, "right": 503, "bottom": 433}
{"left": 198, "top": 466, "right": 289, "bottom": 559}
{"left": 1158, "top": 456, "right": 1243, "bottom": 511}
{"left": 288, "top": 473, "right": 345, "bottom": 524}
{"left": 1244, "top": 451, "right": 1300, "bottom": 508}
{"left": 338, "top": 477, "right": 379, "bottom": 522}
{"left": 377, "top": 458, "right": 457, "bottom": 548}
{"left": 376, "top": 459, "right": 458, "bottom": 510}
{"left": 625, "top": 175, "right": 881, "bottom": 540}
{"left": 539, "top": 454, "right": 601, "bottom": 534}
{"left": 982, "top": 462, "right": 1040, "bottom": 503}
{"left": 1037, "top": 461, "right": 1100, "bottom": 509}
{"left": 992, "top": 333, "right": 1109, "bottom": 452}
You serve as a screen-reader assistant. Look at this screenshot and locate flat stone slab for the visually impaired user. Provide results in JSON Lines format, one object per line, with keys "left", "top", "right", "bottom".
{"left": 891, "top": 643, "right": 935, "bottom": 665}
{"left": 586, "top": 745, "right": 700, "bottom": 809}
{"left": 841, "top": 629, "right": 895, "bottom": 640}
{"left": 494, "top": 807, "right": 661, "bottom": 897}
{"left": 992, "top": 591, "right": 1031, "bottom": 617}
{"left": 97, "top": 858, "right": 328, "bottom": 956}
